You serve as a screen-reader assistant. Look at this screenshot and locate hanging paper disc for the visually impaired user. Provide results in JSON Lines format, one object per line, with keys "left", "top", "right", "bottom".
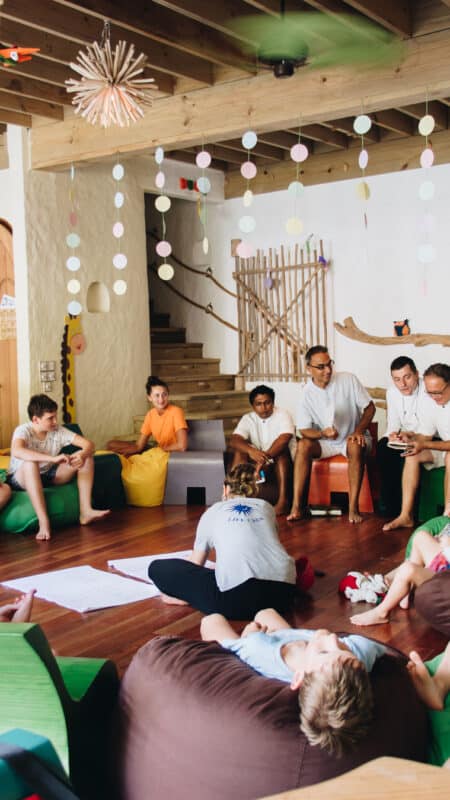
{"left": 288, "top": 180, "right": 304, "bottom": 197}
{"left": 418, "top": 115, "right": 435, "bottom": 136}
{"left": 356, "top": 181, "right": 370, "bottom": 200}
{"left": 420, "top": 148, "right": 434, "bottom": 168}
{"left": 155, "top": 171, "right": 165, "bottom": 189}
{"left": 66, "top": 232, "right": 80, "bottom": 248}
{"left": 155, "top": 147, "right": 164, "bottom": 165}
{"left": 353, "top": 115, "right": 372, "bottom": 135}
{"left": 196, "top": 150, "right": 212, "bottom": 169}
{"left": 236, "top": 240, "right": 254, "bottom": 258}
{"left": 67, "top": 279, "right": 80, "bottom": 294}
{"left": 242, "top": 131, "right": 257, "bottom": 150}
{"left": 241, "top": 161, "right": 257, "bottom": 180}
{"left": 197, "top": 176, "right": 211, "bottom": 194}
{"left": 243, "top": 189, "right": 253, "bottom": 207}
{"left": 285, "top": 217, "right": 303, "bottom": 235}
{"left": 66, "top": 256, "right": 81, "bottom": 272}
{"left": 358, "top": 149, "right": 369, "bottom": 170}
{"left": 112, "top": 164, "right": 124, "bottom": 181}
{"left": 67, "top": 300, "right": 82, "bottom": 315}
{"left": 158, "top": 262, "right": 174, "bottom": 280}
{"left": 202, "top": 236, "right": 209, "bottom": 254}
{"left": 113, "top": 221, "right": 124, "bottom": 238}
{"left": 156, "top": 240, "right": 172, "bottom": 258}
{"left": 113, "top": 253, "right": 128, "bottom": 270}
{"left": 417, "top": 243, "right": 436, "bottom": 264}
{"left": 290, "top": 143, "right": 308, "bottom": 163}
{"left": 155, "top": 195, "right": 171, "bottom": 213}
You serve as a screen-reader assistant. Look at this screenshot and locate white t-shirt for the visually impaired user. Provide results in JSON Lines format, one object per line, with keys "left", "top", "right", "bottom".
{"left": 421, "top": 402, "right": 450, "bottom": 443}
{"left": 233, "top": 407, "right": 295, "bottom": 451}
{"left": 385, "top": 379, "right": 436, "bottom": 436}
{"left": 194, "top": 497, "right": 296, "bottom": 592}
{"left": 8, "top": 423, "right": 76, "bottom": 476}
{"left": 296, "top": 372, "right": 371, "bottom": 446}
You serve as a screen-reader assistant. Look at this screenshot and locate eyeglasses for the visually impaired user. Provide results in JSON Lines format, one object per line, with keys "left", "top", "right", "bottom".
{"left": 426, "top": 384, "right": 448, "bottom": 397}
{"left": 309, "top": 360, "right": 334, "bottom": 371}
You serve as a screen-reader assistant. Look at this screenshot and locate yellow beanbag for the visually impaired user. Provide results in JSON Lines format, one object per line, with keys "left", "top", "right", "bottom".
{"left": 119, "top": 448, "right": 169, "bottom": 507}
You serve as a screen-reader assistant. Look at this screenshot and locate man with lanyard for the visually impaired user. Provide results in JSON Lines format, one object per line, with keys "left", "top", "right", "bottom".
{"left": 287, "top": 346, "right": 375, "bottom": 524}
{"left": 378, "top": 356, "right": 433, "bottom": 525}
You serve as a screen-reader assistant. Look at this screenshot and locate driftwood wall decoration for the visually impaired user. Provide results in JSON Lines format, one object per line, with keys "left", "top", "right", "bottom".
{"left": 334, "top": 317, "right": 450, "bottom": 348}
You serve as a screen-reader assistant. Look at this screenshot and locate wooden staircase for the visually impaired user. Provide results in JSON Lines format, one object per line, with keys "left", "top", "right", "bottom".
{"left": 131, "top": 307, "right": 249, "bottom": 441}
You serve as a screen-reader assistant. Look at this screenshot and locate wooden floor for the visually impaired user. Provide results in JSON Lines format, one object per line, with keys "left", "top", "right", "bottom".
{"left": 0, "top": 506, "right": 446, "bottom": 676}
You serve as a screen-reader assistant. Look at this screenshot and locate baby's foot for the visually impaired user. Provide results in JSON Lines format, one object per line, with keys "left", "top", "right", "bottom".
{"left": 80, "top": 508, "right": 110, "bottom": 525}
{"left": 350, "top": 607, "right": 390, "bottom": 626}
{"left": 407, "top": 651, "right": 444, "bottom": 710}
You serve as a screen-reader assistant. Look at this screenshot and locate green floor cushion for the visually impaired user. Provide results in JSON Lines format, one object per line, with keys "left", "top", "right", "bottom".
{"left": 425, "top": 651, "right": 450, "bottom": 767}
{"left": 418, "top": 466, "right": 445, "bottom": 521}
{"left": 0, "top": 481, "right": 79, "bottom": 534}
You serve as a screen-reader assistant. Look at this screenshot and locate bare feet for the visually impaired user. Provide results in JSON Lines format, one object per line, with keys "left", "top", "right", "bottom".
{"left": 160, "top": 593, "right": 188, "bottom": 606}
{"left": 286, "top": 506, "right": 306, "bottom": 523}
{"left": 274, "top": 500, "right": 290, "bottom": 516}
{"left": 242, "top": 621, "right": 267, "bottom": 637}
{"left": 382, "top": 515, "right": 414, "bottom": 532}
{"left": 350, "top": 607, "right": 390, "bottom": 626}
{"left": 349, "top": 510, "right": 363, "bottom": 524}
{"left": 36, "top": 529, "right": 51, "bottom": 541}
{"left": 79, "top": 508, "right": 111, "bottom": 525}
{"left": 407, "top": 650, "right": 444, "bottom": 710}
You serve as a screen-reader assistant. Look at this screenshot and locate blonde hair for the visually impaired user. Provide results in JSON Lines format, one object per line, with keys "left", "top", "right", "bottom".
{"left": 298, "top": 659, "right": 374, "bottom": 757}
{"left": 224, "top": 463, "right": 258, "bottom": 497}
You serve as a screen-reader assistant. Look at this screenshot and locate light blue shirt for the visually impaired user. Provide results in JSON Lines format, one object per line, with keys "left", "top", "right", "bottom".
{"left": 221, "top": 629, "right": 387, "bottom": 683}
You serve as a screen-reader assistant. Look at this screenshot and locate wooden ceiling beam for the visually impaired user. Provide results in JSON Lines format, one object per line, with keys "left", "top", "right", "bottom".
{"left": 1, "top": 0, "right": 213, "bottom": 83}
{"left": 324, "top": 116, "right": 379, "bottom": 143}
{"left": 398, "top": 101, "right": 448, "bottom": 131}
{"left": 225, "top": 126, "right": 450, "bottom": 197}
{"left": 150, "top": 0, "right": 261, "bottom": 41}
{"left": 30, "top": 29, "right": 450, "bottom": 169}
{"left": 0, "top": 16, "right": 175, "bottom": 94}
{"left": 166, "top": 150, "right": 229, "bottom": 171}
{"left": 0, "top": 108, "right": 32, "bottom": 127}
{"left": 340, "top": 0, "right": 413, "bottom": 37}
{"left": 0, "top": 89, "right": 64, "bottom": 120}
{"left": 289, "top": 124, "right": 349, "bottom": 149}
{"left": 50, "top": 0, "right": 252, "bottom": 73}
{"left": 257, "top": 130, "right": 298, "bottom": 149}
{"left": 0, "top": 71, "right": 70, "bottom": 106}
{"left": 372, "top": 109, "right": 414, "bottom": 136}
{"left": 216, "top": 137, "right": 283, "bottom": 160}
{"left": 242, "top": 0, "right": 280, "bottom": 15}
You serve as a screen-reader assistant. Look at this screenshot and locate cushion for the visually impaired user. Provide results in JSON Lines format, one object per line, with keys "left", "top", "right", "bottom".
{"left": 414, "top": 571, "right": 450, "bottom": 637}
{"left": 119, "top": 448, "right": 169, "bottom": 507}
{"left": 112, "top": 636, "right": 428, "bottom": 800}
{"left": 0, "top": 481, "right": 79, "bottom": 534}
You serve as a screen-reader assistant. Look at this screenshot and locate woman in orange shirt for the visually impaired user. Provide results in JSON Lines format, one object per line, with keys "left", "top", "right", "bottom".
{"left": 107, "top": 377, "right": 187, "bottom": 506}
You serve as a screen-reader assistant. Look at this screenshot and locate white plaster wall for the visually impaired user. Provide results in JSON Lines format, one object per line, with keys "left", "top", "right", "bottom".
{"left": 154, "top": 161, "right": 450, "bottom": 429}
{"left": 21, "top": 154, "right": 150, "bottom": 446}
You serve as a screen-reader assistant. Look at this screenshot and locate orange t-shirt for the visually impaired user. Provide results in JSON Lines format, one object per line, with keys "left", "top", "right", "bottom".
{"left": 140, "top": 404, "right": 188, "bottom": 449}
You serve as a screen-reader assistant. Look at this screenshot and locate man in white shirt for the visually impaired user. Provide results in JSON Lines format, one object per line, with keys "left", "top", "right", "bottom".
{"left": 378, "top": 356, "right": 434, "bottom": 522}
{"left": 230, "top": 385, "right": 295, "bottom": 515}
{"left": 287, "top": 346, "right": 375, "bottom": 524}
{"left": 392, "top": 363, "right": 450, "bottom": 527}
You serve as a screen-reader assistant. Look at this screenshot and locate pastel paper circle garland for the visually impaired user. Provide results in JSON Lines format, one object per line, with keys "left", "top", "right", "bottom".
{"left": 154, "top": 147, "right": 174, "bottom": 281}
{"left": 236, "top": 130, "right": 258, "bottom": 259}
{"left": 112, "top": 161, "right": 127, "bottom": 295}
{"left": 285, "top": 129, "right": 308, "bottom": 238}
{"left": 196, "top": 147, "right": 212, "bottom": 254}
{"left": 417, "top": 105, "right": 436, "bottom": 294}
{"left": 353, "top": 113, "right": 372, "bottom": 228}
{"left": 66, "top": 165, "right": 82, "bottom": 314}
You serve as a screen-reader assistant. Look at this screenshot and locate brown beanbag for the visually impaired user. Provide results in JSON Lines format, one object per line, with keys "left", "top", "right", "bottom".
{"left": 112, "top": 636, "right": 427, "bottom": 800}
{"left": 415, "top": 571, "right": 450, "bottom": 636}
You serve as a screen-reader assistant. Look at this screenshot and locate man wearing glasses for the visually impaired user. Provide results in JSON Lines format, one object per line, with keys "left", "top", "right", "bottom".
{"left": 378, "top": 356, "right": 433, "bottom": 524}
{"left": 287, "top": 345, "right": 375, "bottom": 524}
{"left": 391, "top": 363, "right": 450, "bottom": 526}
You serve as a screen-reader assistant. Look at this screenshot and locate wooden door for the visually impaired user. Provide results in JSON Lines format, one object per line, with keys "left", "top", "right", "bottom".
{"left": 0, "top": 221, "right": 18, "bottom": 448}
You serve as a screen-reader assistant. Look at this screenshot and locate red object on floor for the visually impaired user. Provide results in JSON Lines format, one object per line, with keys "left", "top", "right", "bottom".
{"left": 295, "top": 556, "right": 315, "bottom": 591}
{"left": 307, "top": 455, "right": 374, "bottom": 513}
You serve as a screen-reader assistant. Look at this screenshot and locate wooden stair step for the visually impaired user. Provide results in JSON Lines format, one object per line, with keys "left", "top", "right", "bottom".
{"left": 150, "top": 311, "right": 170, "bottom": 327}
{"left": 170, "top": 390, "right": 248, "bottom": 414}
{"left": 152, "top": 358, "right": 221, "bottom": 377}
{"left": 151, "top": 343, "right": 203, "bottom": 360}
{"left": 163, "top": 375, "right": 236, "bottom": 393}
{"left": 151, "top": 327, "right": 186, "bottom": 343}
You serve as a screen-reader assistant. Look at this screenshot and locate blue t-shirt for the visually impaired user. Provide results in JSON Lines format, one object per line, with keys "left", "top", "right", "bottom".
{"left": 221, "top": 629, "right": 386, "bottom": 683}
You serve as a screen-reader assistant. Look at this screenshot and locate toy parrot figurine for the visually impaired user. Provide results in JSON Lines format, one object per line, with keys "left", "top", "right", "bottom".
{"left": 0, "top": 47, "right": 40, "bottom": 67}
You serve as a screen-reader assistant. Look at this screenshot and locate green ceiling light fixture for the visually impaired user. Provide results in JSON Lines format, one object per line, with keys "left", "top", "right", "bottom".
{"left": 230, "top": 2, "right": 405, "bottom": 79}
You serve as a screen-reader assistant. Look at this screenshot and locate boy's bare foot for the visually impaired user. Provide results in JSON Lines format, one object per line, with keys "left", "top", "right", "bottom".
{"left": 407, "top": 650, "right": 444, "bottom": 710}
{"left": 382, "top": 515, "right": 414, "bottom": 532}
{"left": 241, "top": 621, "right": 267, "bottom": 637}
{"left": 349, "top": 510, "right": 363, "bottom": 524}
{"left": 286, "top": 506, "right": 306, "bottom": 522}
{"left": 274, "top": 500, "right": 290, "bottom": 516}
{"left": 160, "top": 593, "right": 188, "bottom": 606}
{"left": 80, "top": 508, "right": 110, "bottom": 525}
{"left": 36, "top": 529, "right": 51, "bottom": 541}
{"left": 350, "top": 607, "right": 390, "bottom": 626}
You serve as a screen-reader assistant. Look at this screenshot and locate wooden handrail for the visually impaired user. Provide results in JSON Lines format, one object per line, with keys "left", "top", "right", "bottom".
{"left": 147, "top": 231, "right": 237, "bottom": 299}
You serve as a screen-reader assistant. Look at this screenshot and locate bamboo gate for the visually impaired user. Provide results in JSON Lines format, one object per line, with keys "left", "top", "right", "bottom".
{"left": 233, "top": 242, "right": 328, "bottom": 382}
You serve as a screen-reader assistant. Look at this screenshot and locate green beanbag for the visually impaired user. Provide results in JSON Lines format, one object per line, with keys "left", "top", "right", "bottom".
{"left": 0, "top": 481, "right": 79, "bottom": 534}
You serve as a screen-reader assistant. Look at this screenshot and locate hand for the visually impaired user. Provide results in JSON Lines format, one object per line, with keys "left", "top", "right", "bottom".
{"left": 388, "top": 431, "right": 403, "bottom": 442}
{"left": 0, "top": 589, "right": 35, "bottom": 622}
{"left": 347, "top": 432, "right": 366, "bottom": 447}
{"left": 401, "top": 433, "right": 426, "bottom": 457}
{"left": 69, "top": 451, "right": 87, "bottom": 469}
{"left": 321, "top": 426, "right": 338, "bottom": 440}
{"left": 53, "top": 453, "right": 70, "bottom": 465}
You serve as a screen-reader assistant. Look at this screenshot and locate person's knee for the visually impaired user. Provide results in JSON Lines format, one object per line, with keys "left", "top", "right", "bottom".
{"left": 398, "top": 560, "right": 416, "bottom": 580}
{"left": 254, "top": 608, "right": 275, "bottom": 625}
{"left": 200, "top": 613, "right": 224, "bottom": 639}
{"left": 295, "top": 439, "right": 316, "bottom": 460}
{"left": 347, "top": 441, "right": 365, "bottom": 461}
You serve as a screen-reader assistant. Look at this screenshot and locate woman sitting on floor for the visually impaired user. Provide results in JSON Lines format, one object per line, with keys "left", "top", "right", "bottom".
{"left": 148, "top": 463, "right": 297, "bottom": 619}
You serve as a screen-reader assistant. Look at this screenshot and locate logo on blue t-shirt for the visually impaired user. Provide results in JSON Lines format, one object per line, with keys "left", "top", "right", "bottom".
{"left": 227, "top": 503, "right": 263, "bottom": 523}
